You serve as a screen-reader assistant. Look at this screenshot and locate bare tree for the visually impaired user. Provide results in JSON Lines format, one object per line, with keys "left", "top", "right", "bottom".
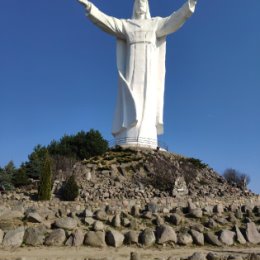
{"left": 223, "top": 168, "right": 250, "bottom": 190}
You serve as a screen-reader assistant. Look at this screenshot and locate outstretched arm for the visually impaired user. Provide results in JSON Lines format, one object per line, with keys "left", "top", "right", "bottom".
{"left": 156, "top": 0, "right": 197, "bottom": 38}
{"left": 78, "top": 0, "right": 125, "bottom": 38}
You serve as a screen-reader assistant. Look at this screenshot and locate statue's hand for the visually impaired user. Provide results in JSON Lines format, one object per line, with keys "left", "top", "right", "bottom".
{"left": 78, "top": 0, "right": 91, "bottom": 11}
{"left": 189, "top": 0, "right": 197, "bottom": 7}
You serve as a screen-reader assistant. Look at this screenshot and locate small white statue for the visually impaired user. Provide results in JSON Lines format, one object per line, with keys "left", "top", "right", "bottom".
{"left": 78, "top": 0, "right": 197, "bottom": 148}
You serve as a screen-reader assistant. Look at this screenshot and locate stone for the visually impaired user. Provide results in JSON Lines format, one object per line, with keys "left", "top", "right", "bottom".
{"left": 93, "top": 220, "right": 104, "bottom": 231}
{"left": 105, "top": 230, "right": 124, "bottom": 248}
{"left": 234, "top": 225, "right": 246, "bottom": 244}
{"left": 248, "top": 253, "right": 260, "bottom": 260}
{"left": 131, "top": 205, "right": 140, "bottom": 217}
{"left": 191, "top": 224, "right": 204, "bottom": 233}
{"left": 214, "top": 204, "right": 224, "bottom": 215}
{"left": 139, "top": 228, "right": 156, "bottom": 246}
{"left": 188, "top": 252, "right": 206, "bottom": 260}
{"left": 156, "top": 224, "right": 177, "bottom": 244}
{"left": 130, "top": 252, "right": 141, "bottom": 260}
{"left": 3, "top": 226, "right": 25, "bottom": 247}
{"left": 26, "top": 212, "right": 43, "bottom": 223}
{"left": 189, "top": 208, "right": 203, "bottom": 218}
{"left": 205, "top": 232, "right": 222, "bottom": 246}
{"left": 0, "top": 229, "right": 4, "bottom": 244}
{"left": 0, "top": 210, "right": 24, "bottom": 220}
{"left": 219, "top": 230, "right": 235, "bottom": 246}
{"left": 188, "top": 200, "right": 197, "bottom": 211}
{"left": 206, "top": 252, "right": 222, "bottom": 260}
{"left": 122, "top": 217, "right": 130, "bottom": 227}
{"left": 54, "top": 217, "right": 78, "bottom": 230}
{"left": 169, "top": 213, "right": 183, "bottom": 226}
{"left": 112, "top": 213, "right": 121, "bottom": 228}
{"left": 206, "top": 218, "right": 218, "bottom": 229}
{"left": 24, "top": 226, "right": 46, "bottom": 246}
{"left": 84, "top": 231, "right": 106, "bottom": 247}
{"left": 95, "top": 210, "right": 108, "bottom": 221}
{"left": 190, "top": 229, "right": 204, "bottom": 246}
{"left": 65, "top": 229, "right": 84, "bottom": 247}
{"left": 85, "top": 217, "right": 95, "bottom": 226}
{"left": 177, "top": 232, "right": 193, "bottom": 245}
{"left": 227, "top": 256, "right": 243, "bottom": 260}
{"left": 84, "top": 209, "right": 93, "bottom": 217}
{"left": 146, "top": 203, "right": 158, "bottom": 213}
{"left": 155, "top": 215, "right": 165, "bottom": 226}
{"left": 245, "top": 222, "right": 260, "bottom": 244}
{"left": 45, "top": 229, "right": 66, "bottom": 246}
{"left": 124, "top": 231, "right": 139, "bottom": 245}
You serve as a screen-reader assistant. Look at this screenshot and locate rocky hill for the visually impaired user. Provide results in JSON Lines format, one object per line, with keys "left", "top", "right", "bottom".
{"left": 56, "top": 147, "right": 254, "bottom": 203}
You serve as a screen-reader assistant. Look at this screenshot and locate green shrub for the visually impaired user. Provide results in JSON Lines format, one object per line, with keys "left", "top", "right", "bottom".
{"left": 12, "top": 168, "right": 31, "bottom": 187}
{"left": 61, "top": 175, "right": 79, "bottom": 201}
{"left": 38, "top": 154, "right": 52, "bottom": 201}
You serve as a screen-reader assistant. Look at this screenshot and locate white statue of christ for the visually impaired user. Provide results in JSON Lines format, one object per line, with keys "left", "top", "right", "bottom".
{"left": 79, "top": 0, "right": 197, "bottom": 148}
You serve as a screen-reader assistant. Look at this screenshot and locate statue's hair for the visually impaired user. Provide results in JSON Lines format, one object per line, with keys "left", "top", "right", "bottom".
{"left": 132, "top": 0, "right": 151, "bottom": 19}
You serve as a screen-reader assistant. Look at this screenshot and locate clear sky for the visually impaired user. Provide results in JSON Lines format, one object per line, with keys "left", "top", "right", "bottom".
{"left": 0, "top": 0, "right": 259, "bottom": 193}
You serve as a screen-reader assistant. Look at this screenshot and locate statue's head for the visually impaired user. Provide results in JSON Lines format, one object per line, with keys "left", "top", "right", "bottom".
{"left": 132, "top": 0, "right": 151, "bottom": 19}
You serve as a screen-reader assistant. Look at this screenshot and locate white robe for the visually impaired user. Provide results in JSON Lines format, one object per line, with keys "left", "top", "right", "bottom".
{"left": 87, "top": 2, "right": 195, "bottom": 147}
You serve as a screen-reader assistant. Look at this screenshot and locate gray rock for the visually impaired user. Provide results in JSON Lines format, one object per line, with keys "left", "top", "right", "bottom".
{"left": 227, "top": 256, "right": 243, "bottom": 260}
{"left": 146, "top": 203, "right": 158, "bottom": 213}
{"left": 24, "top": 226, "right": 46, "bottom": 246}
{"left": 190, "top": 229, "right": 204, "bottom": 246}
{"left": 122, "top": 217, "right": 130, "bottom": 227}
{"left": 54, "top": 217, "right": 77, "bottom": 230}
{"left": 112, "top": 213, "right": 121, "bottom": 228}
{"left": 0, "top": 210, "right": 24, "bottom": 220}
{"left": 205, "top": 232, "right": 222, "bottom": 246}
{"left": 130, "top": 252, "right": 140, "bottom": 260}
{"left": 188, "top": 252, "right": 206, "bottom": 260}
{"left": 106, "top": 230, "right": 124, "bottom": 248}
{"left": 84, "top": 209, "right": 93, "bottom": 217}
{"left": 177, "top": 232, "right": 193, "bottom": 245}
{"left": 155, "top": 215, "right": 164, "bottom": 226}
{"left": 124, "top": 231, "right": 139, "bottom": 245}
{"left": 245, "top": 222, "right": 260, "bottom": 244}
{"left": 188, "top": 200, "right": 196, "bottom": 211}
{"left": 2, "top": 226, "right": 25, "bottom": 247}
{"left": 65, "top": 229, "right": 84, "bottom": 247}
{"left": 26, "top": 212, "right": 42, "bottom": 223}
{"left": 45, "top": 229, "right": 66, "bottom": 246}
{"left": 191, "top": 224, "right": 204, "bottom": 233}
{"left": 139, "top": 228, "right": 156, "bottom": 246}
{"left": 93, "top": 220, "right": 104, "bottom": 231}
{"left": 219, "top": 230, "right": 235, "bottom": 246}
{"left": 0, "top": 229, "right": 4, "bottom": 244}
{"left": 206, "top": 252, "right": 222, "bottom": 260}
{"left": 190, "top": 208, "right": 203, "bottom": 218}
{"left": 169, "top": 213, "right": 183, "bottom": 226}
{"left": 156, "top": 224, "right": 177, "bottom": 244}
{"left": 214, "top": 204, "right": 224, "bottom": 215}
{"left": 206, "top": 218, "right": 218, "bottom": 229}
{"left": 248, "top": 253, "right": 260, "bottom": 260}
{"left": 131, "top": 205, "right": 140, "bottom": 217}
{"left": 234, "top": 225, "right": 246, "bottom": 244}
{"left": 95, "top": 210, "right": 108, "bottom": 221}
{"left": 84, "top": 231, "right": 106, "bottom": 247}
{"left": 85, "top": 217, "right": 95, "bottom": 226}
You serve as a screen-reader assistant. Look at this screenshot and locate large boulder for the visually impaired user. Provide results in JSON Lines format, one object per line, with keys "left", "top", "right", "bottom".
{"left": 169, "top": 213, "right": 184, "bottom": 226}
{"left": 95, "top": 210, "right": 108, "bottom": 221}
{"left": 205, "top": 232, "right": 222, "bottom": 246}
{"left": 139, "top": 228, "right": 156, "bottom": 246}
{"left": 26, "top": 212, "right": 43, "bottom": 223}
{"left": 106, "top": 230, "right": 124, "bottom": 248}
{"left": 188, "top": 252, "right": 206, "bottom": 260}
{"left": 54, "top": 217, "right": 78, "bottom": 230}
{"left": 124, "top": 231, "right": 139, "bottom": 245}
{"left": 84, "top": 231, "right": 106, "bottom": 247}
{"left": 156, "top": 225, "right": 177, "bottom": 244}
{"left": 177, "top": 232, "right": 193, "bottom": 245}
{"left": 3, "top": 226, "right": 25, "bottom": 247}
{"left": 190, "top": 229, "right": 204, "bottom": 246}
{"left": 65, "top": 229, "right": 84, "bottom": 247}
{"left": 24, "top": 226, "right": 46, "bottom": 246}
{"left": 219, "top": 230, "right": 235, "bottom": 246}
{"left": 45, "top": 229, "right": 66, "bottom": 246}
{"left": 234, "top": 225, "right": 246, "bottom": 245}
{"left": 245, "top": 222, "right": 260, "bottom": 244}
{"left": 93, "top": 221, "right": 104, "bottom": 231}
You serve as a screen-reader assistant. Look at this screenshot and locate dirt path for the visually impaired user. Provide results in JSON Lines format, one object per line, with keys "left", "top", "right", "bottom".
{"left": 0, "top": 246, "right": 260, "bottom": 260}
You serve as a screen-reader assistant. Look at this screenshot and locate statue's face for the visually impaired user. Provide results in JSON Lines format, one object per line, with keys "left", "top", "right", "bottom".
{"left": 135, "top": 0, "right": 147, "bottom": 15}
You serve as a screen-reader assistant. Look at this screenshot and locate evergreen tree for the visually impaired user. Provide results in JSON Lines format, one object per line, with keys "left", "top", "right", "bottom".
{"left": 38, "top": 153, "right": 52, "bottom": 200}
{"left": 61, "top": 175, "right": 79, "bottom": 201}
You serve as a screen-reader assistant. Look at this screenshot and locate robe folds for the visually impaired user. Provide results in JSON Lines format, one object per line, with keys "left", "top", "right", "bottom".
{"left": 87, "top": 2, "right": 195, "bottom": 145}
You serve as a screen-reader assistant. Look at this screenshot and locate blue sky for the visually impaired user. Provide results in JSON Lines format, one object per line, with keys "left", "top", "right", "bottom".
{"left": 0, "top": 0, "right": 259, "bottom": 193}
